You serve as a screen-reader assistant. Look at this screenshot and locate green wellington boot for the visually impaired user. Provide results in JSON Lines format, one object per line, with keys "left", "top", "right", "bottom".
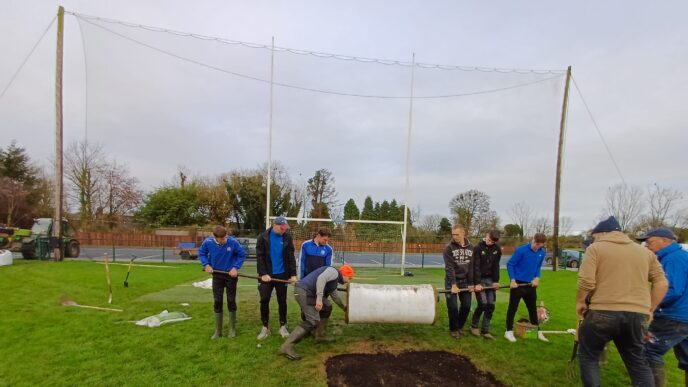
{"left": 278, "top": 326, "right": 309, "bottom": 360}
{"left": 314, "top": 318, "right": 335, "bottom": 343}
{"left": 228, "top": 311, "right": 237, "bottom": 338}
{"left": 211, "top": 312, "right": 223, "bottom": 340}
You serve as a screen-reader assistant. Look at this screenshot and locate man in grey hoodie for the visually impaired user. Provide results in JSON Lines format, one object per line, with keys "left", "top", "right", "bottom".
{"left": 443, "top": 224, "right": 474, "bottom": 338}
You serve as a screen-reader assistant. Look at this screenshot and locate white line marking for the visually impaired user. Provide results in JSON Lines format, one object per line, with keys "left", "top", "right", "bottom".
{"left": 94, "top": 262, "right": 177, "bottom": 269}
{"left": 371, "top": 259, "right": 382, "bottom": 265}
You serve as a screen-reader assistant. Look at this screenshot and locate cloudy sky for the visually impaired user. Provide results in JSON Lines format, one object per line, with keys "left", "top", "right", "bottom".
{"left": 2, "top": 0, "right": 687, "bottom": 232}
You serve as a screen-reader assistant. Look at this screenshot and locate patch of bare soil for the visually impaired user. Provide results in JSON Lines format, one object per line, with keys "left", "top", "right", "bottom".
{"left": 326, "top": 350, "right": 506, "bottom": 387}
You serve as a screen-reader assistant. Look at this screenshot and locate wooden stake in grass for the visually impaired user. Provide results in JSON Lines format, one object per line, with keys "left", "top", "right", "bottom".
{"left": 104, "top": 253, "right": 113, "bottom": 304}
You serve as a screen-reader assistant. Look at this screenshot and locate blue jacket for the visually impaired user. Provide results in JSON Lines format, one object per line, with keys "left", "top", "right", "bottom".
{"left": 507, "top": 243, "right": 545, "bottom": 282}
{"left": 655, "top": 243, "right": 688, "bottom": 323}
{"left": 299, "top": 239, "right": 333, "bottom": 278}
{"left": 198, "top": 236, "right": 246, "bottom": 271}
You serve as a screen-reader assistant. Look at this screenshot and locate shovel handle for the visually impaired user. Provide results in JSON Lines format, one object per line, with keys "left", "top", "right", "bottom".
{"left": 208, "top": 270, "right": 293, "bottom": 284}
{"left": 437, "top": 282, "right": 532, "bottom": 294}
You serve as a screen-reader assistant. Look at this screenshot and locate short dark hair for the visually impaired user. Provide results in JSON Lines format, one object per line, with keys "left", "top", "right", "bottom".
{"left": 488, "top": 230, "right": 501, "bottom": 242}
{"left": 316, "top": 227, "right": 332, "bottom": 237}
{"left": 212, "top": 225, "right": 227, "bottom": 238}
{"left": 533, "top": 233, "right": 547, "bottom": 243}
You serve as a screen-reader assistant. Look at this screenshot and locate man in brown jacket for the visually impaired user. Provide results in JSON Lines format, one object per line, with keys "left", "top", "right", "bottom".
{"left": 576, "top": 216, "right": 668, "bottom": 387}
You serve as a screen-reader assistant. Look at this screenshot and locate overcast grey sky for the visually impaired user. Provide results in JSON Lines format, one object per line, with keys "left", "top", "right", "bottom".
{"left": 2, "top": 0, "right": 687, "bottom": 232}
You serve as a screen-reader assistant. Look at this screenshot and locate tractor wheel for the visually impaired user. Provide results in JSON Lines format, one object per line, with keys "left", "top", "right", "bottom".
{"left": 180, "top": 251, "right": 191, "bottom": 260}
{"left": 66, "top": 240, "right": 80, "bottom": 258}
{"left": 22, "top": 245, "right": 36, "bottom": 259}
{"left": 569, "top": 260, "right": 579, "bottom": 269}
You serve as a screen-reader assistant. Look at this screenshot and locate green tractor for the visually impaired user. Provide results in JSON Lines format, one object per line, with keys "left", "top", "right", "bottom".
{"left": 21, "top": 218, "right": 81, "bottom": 259}
{"left": 0, "top": 226, "right": 32, "bottom": 251}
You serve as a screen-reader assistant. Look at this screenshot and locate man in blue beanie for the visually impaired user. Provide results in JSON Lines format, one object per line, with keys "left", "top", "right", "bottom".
{"left": 577, "top": 216, "right": 668, "bottom": 387}
{"left": 640, "top": 228, "right": 688, "bottom": 387}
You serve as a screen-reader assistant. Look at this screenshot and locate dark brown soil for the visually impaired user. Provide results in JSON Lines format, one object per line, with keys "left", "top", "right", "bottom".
{"left": 326, "top": 350, "right": 506, "bottom": 387}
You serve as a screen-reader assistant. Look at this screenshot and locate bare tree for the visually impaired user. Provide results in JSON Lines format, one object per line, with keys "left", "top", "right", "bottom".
{"left": 99, "top": 159, "right": 144, "bottom": 226}
{"left": 533, "top": 215, "right": 552, "bottom": 235}
{"left": 559, "top": 216, "right": 574, "bottom": 236}
{"left": 449, "top": 189, "right": 491, "bottom": 235}
{"left": 473, "top": 210, "right": 501, "bottom": 237}
{"left": 419, "top": 214, "right": 443, "bottom": 232}
{"left": 0, "top": 177, "right": 29, "bottom": 226}
{"left": 647, "top": 183, "right": 684, "bottom": 228}
{"left": 508, "top": 201, "right": 533, "bottom": 237}
{"left": 410, "top": 205, "right": 422, "bottom": 225}
{"left": 604, "top": 184, "right": 644, "bottom": 231}
{"left": 307, "top": 169, "right": 337, "bottom": 219}
{"left": 64, "top": 141, "right": 106, "bottom": 222}
{"left": 177, "top": 165, "right": 190, "bottom": 188}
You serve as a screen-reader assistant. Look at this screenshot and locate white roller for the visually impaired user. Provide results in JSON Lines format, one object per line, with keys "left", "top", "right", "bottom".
{"left": 345, "top": 283, "right": 437, "bottom": 325}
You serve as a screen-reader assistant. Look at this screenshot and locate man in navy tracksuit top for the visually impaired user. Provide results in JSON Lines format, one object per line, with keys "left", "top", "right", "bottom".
{"left": 199, "top": 225, "right": 246, "bottom": 339}
{"left": 504, "top": 232, "right": 547, "bottom": 342}
{"left": 256, "top": 216, "right": 297, "bottom": 340}
{"left": 300, "top": 227, "right": 333, "bottom": 279}
{"left": 443, "top": 224, "right": 474, "bottom": 338}
{"left": 279, "top": 264, "right": 354, "bottom": 360}
{"left": 470, "top": 229, "right": 502, "bottom": 339}
{"left": 639, "top": 228, "right": 688, "bottom": 387}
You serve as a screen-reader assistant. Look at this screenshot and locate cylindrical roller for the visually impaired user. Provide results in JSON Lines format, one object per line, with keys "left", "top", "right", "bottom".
{"left": 345, "top": 283, "right": 437, "bottom": 325}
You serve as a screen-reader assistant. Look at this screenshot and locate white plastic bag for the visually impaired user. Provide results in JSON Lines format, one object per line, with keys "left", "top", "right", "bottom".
{"left": 135, "top": 310, "right": 191, "bottom": 328}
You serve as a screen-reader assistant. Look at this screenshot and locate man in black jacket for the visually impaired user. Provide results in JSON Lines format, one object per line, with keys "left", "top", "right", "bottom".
{"left": 470, "top": 230, "right": 502, "bottom": 339}
{"left": 256, "top": 216, "right": 297, "bottom": 340}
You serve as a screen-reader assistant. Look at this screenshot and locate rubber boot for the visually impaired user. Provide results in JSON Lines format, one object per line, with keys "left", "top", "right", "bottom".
{"left": 211, "top": 312, "right": 223, "bottom": 340}
{"left": 649, "top": 362, "right": 666, "bottom": 387}
{"left": 314, "top": 318, "right": 335, "bottom": 343}
{"left": 228, "top": 311, "right": 237, "bottom": 338}
{"left": 278, "top": 326, "right": 309, "bottom": 360}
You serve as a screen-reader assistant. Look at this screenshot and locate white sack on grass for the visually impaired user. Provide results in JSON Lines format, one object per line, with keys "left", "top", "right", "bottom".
{"left": 0, "top": 250, "right": 13, "bottom": 266}
{"left": 192, "top": 278, "right": 213, "bottom": 289}
{"left": 135, "top": 310, "right": 191, "bottom": 328}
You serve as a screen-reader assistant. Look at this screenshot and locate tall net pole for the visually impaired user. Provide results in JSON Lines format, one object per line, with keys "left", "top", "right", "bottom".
{"left": 552, "top": 66, "right": 572, "bottom": 271}
{"left": 265, "top": 37, "right": 275, "bottom": 230}
{"left": 53, "top": 6, "right": 65, "bottom": 261}
{"left": 400, "top": 53, "right": 416, "bottom": 275}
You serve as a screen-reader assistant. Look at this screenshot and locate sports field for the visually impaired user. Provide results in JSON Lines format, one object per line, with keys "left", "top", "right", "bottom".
{"left": 0, "top": 260, "right": 682, "bottom": 386}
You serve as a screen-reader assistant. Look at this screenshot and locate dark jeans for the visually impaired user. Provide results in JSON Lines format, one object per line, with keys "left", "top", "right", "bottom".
{"left": 579, "top": 310, "right": 653, "bottom": 387}
{"left": 645, "top": 317, "right": 688, "bottom": 368}
{"left": 445, "top": 278, "right": 472, "bottom": 332}
{"left": 505, "top": 281, "right": 538, "bottom": 331}
{"left": 471, "top": 278, "right": 496, "bottom": 333}
{"left": 258, "top": 272, "right": 290, "bottom": 327}
{"left": 212, "top": 272, "right": 238, "bottom": 313}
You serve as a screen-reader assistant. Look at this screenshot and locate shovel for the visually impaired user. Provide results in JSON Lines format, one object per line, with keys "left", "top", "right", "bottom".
{"left": 123, "top": 255, "right": 138, "bottom": 287}
{"left": 567, "top": 318, "right": 583, "bottom": 379}
{"left": 61, "top": 298, "right": 123, "bottom": 312}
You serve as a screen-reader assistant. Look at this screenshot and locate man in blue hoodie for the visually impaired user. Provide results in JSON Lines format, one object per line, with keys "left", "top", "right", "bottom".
{"left": 199, "top": 225, "right": 246, "bottom": 339}
{"left": 640, "top": 228, "right": 688, "bottom": 387}
{"left": 504, "top": 232, "right": 547, "bottom": 343}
